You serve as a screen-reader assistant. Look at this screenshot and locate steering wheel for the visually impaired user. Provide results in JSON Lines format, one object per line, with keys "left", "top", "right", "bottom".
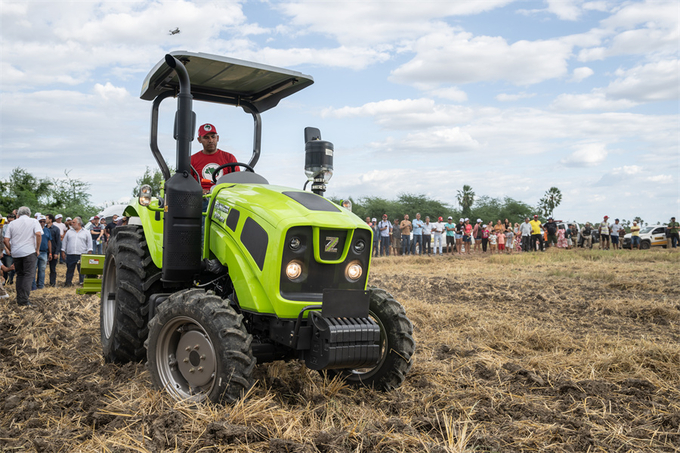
{"left": 211, "top": 162, "right": 255, "bottom": 183}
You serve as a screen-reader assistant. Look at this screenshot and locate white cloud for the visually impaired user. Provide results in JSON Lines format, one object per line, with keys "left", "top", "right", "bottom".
{"left": 582, "top": 2, "right": 611, "bottom": 13}
{"left": 561, "top": 143, "right": 608, "bottom": 167}
{"left": 276, "top": 1, "right": 515, "bottom": 46}
{"left": 551, "top": 92, "right": 638, "bottom": 111}
{"left": 546, "top": 0, "right": 584, "bottom": 21}
{"left": 593, "top": 165, "right": 674, "bottom": 187}
{"left": 578, "top": 1, "right": 679, "bottom": 61}
{"left": 94, "top": 83, "right": 129, "bottom": 101}
{"left": 324, "top": 98, "right": 677, "bottom": 162}
{"left": 0, "top": 1, "right": 250, "bottom": 90}
{"left": 432, "top": 87, "right": 468, "bottom": 102}
{"left": 571, "top": 66, "right": 594, "bottom": 82}
{"left": 616, "top": 165, "right": 643, "bottom": 175}
{"left": 607, "top": 59, "right": 679, "bottom": 102}
{"left": 390, "top": 27, "right": 573, "bottom": 87}
{"left": 495, "top": 92, "right": 536, "bottom": 102}
{"left": 647, "top": 174, "right": 673, "bottom": 183}
{"left": 552, "top": 59, "right": 678, "bottom": 110}
{"left": 237, "top": 46, "right": 391, "bottom": 71}
{"left": 371, "top": 127, "right": 481, "bottom": 154}
{"left": 321, "top": 98, "right": 476, "bottom": 130}
{"left": 518, "top": 0, "right": 612, "bottom": 21}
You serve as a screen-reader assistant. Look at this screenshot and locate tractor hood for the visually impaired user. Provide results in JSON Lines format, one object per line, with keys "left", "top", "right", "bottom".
{"left": 212, "top": 184, "right": 364, "bottom": 230}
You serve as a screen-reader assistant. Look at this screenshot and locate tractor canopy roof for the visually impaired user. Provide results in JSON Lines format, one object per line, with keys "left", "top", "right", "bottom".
{"left": 140, "top": 51, "right": 314, "bottom": 113}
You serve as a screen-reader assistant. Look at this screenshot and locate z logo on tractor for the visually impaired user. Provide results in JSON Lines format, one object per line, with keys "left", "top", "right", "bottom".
{"left": 325, "top": 236, "right": 339, "bottom": 253}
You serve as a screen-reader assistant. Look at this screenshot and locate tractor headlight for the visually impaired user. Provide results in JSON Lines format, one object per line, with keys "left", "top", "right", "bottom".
{"left": 353, "top": 240, "right": 366, "bottom": 254}
{"left": 285, "top": 260, "right": 304, "bottom": 281}
{"left": 345, "top": 260, "right": 363, "bottom": 282}
{"left": 139, "top": 184, "right": 152, "bottom": 207}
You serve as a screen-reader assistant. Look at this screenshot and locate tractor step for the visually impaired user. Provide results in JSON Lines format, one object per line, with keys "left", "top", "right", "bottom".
{"left": 76, "top": 255, "right": 105, "bottom": 295}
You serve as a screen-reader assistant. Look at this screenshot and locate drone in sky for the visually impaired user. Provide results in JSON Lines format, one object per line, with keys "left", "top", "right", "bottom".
{"left": 169, "top": 28, "right": 180, "bottom": 35}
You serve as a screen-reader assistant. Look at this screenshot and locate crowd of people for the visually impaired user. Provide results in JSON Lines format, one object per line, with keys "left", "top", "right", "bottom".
{"left": 2, "top": 200, "right": 678, "bottom": 306}
{"left": 0, "top": 207, "right": 128, "bottom": 306}
{"left": 366, "top": 214, "right": 680, "bottom": 257}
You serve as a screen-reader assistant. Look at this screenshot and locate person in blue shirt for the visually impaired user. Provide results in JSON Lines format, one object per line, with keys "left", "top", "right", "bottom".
{"left": 411, "top": 213, "right": 425, "bottom": 255}
{"left": 33, "top": 216, "right": 52, "bottom": 290}
{"left": 445, "top": 216, "right": 456, "bottom": 254}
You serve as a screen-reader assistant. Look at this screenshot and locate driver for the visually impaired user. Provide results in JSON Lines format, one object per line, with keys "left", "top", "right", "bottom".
{"left": 191, "top": 123, "right": 240, "bottom": 194}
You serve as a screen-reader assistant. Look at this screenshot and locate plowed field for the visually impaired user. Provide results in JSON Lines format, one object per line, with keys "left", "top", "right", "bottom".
{"left": 1, "top": 249, "right": 678, "bottom": 452}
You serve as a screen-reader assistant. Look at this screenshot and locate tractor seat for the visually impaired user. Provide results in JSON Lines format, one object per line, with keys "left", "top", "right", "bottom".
{"left": 215, "top": 171, "right": 269, "bottom": 185}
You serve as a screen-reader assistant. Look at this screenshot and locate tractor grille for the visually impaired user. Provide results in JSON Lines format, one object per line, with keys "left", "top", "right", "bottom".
{"left": 280, "top": 226, "right": 371, "bottom": 302}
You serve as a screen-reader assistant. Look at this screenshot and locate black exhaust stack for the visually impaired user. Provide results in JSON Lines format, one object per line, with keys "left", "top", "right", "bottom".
{"left": 161, "top": 55, "right": 202, "bottom": 283}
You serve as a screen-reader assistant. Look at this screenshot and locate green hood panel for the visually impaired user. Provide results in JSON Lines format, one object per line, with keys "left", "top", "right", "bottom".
{"left": 212, "top": 184, "right": 362, "bottom": 230}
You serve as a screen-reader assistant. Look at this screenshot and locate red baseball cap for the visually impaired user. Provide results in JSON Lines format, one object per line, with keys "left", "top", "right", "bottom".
{"left": 198, "top": 123, "right": 218, "bottom": 137}
{"left": 438, "top": 216, "right": 443, "bottom": 221}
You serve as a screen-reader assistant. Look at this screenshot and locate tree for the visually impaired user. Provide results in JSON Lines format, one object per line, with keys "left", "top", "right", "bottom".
{"left": 133, "top": 166, "right": 166, "bottom": 198}
{"left": 47, "top": 170, "right": 98, "bottom": 219}
{"left": 395, "top": 193, "right": 452, "bottom": 221}
{"left": 456, "top": 185, "right": 475, "bottom": 218}
{"left": 0, "top": 168, "right": 96, "bottom": 219}
{"left": 329, "top": 193, "right": 453, "bottom": 223}
{"left": 538, "top": 187, "right": 562, "bottom": 218}
{"left": 0, "top": 167, "right": 52, "bottom": 214}
{"left": 469, "top": 196, "right": 534, "bottom": 225}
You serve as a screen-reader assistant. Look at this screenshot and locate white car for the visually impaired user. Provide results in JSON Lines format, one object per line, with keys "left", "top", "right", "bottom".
{"left": 622, "top": 225, "right": 668, "bottom": 249}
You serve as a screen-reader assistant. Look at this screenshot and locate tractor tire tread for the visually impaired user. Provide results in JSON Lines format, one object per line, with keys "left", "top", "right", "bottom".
{"left": 147, "top": 289, "right": 255, "bottom": 405}
{"left": 328, "top": 286, "right": 415, "bottom": 391}
{"left": 101, "top": 225, "right": 160, "bottom": 364}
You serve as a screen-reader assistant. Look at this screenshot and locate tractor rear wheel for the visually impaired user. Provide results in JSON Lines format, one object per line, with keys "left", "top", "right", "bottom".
{"left": 327, "top": 287, "right": 415, "bottom": 390}
{"left": 146, "top": 289, "right": 255, "bottom": 404}
{"left": 101, "top": 225, "right": 161, "bottom": 363}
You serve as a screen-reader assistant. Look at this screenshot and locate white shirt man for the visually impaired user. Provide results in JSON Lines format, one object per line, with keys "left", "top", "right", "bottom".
{"left": 3, "top": 207, "right": 42, "bottom": 306}
{"left": 377, "top": 214, "right": 392, "bottom": 256}
{"left": 610, "top": 219, "right": 624, "bottom": 250}
{"left": 3, "top": 213, "right": 41, "bottom": 259}
{"left": 431, "top": 217, "right": 446, "bottom": 255}
{"left": 54, "top": 214, "right": 67, "bottom": 239}
{"left": 61, "top": 217, "right": 92, "bottom": 286}
{"left": 519, "top": 218, "right": 533, "bottom": 252}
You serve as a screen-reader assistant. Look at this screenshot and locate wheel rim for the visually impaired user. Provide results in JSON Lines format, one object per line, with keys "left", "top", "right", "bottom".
{"left": 346, "top": 311, "right": 388, "bottom": 377}
{"left": 101, "top": 256, "right": 117, "bottom": 339}
{"left": 155, "top": 316, "right": 217, "bottom": 401}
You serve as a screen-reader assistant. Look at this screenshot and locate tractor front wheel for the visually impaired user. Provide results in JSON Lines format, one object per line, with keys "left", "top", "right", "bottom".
{"left": 146, "top": 289, "right": 255, "bottom": 404}
{"left": 101, "top": 225, "right": 161, "bottom": 363}
{"left": 327, "top": 287, "right": 415, "bottom": 390}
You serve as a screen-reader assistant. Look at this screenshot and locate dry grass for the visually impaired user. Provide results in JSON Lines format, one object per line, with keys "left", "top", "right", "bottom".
{"left": 1, "top": 248, "right": 679, "bottom": 452}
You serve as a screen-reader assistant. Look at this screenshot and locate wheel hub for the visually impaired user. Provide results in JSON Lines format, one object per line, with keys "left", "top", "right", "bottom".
{"left": 101, "top": 257, "right": 117, "bottom": 339}
{"left": 175, "top": 330, "right": 215, "bottom": 387}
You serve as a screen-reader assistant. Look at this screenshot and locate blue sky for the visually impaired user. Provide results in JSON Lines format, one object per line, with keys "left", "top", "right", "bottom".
{"left": 1, "top": 0, "right": 678, "bottom": 224}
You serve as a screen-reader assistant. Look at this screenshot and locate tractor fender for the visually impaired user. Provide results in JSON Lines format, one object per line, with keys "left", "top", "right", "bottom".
{"left": 123, "top": 199, "right": 165, "bottom": 269}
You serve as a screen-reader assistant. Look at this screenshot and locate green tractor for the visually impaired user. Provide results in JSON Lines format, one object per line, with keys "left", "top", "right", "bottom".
{"left": 101, "top": 51, "right": 415, "bottom": 404}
